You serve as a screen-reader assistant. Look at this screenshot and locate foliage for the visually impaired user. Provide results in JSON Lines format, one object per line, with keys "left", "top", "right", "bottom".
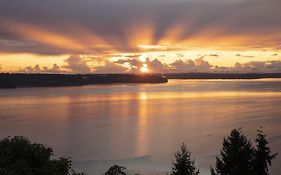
{"left": 253, "top": 129, "right": 278, "bottom": 175}
{"left": 0, "top": 129, "right": 278, "bottom": 175}
{"left": 0, "top": 136, "right": 82, "bottom": 175}
{"left": 210, "top": 129, "right": 254, "bottom": 175}
{"left": 211, "top": 128, "right": 278, "bottom": 175}
{"left": 104, "top": 165, "right": 127, "bottom": 175}
{"left": 171, "top": 143, "right": 200, "bottom": 175}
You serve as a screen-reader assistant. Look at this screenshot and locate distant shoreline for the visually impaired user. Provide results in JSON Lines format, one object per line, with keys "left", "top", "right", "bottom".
{"left": 165, "top": 73, "right": 281, "bottom": 80}
{"left": 1, "top": 73, "right": 281, "bottom": 88}
{"left": 0, "top": 73, "right": 168, "bottom": 88}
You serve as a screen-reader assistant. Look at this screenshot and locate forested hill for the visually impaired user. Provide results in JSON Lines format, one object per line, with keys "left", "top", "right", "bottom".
{"left": 0, "top": 73, "right": 168, "bottom": 88}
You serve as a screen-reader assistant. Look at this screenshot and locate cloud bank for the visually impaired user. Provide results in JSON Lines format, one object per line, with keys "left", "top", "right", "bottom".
{"left": 0, "top": 0, "right": 281, "bottom": 55}
{"left": 17, "top": 55, "right": 281, "bottom": 74}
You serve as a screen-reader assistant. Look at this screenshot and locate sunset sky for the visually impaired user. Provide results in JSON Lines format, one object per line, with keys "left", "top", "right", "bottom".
{"left": 0, "top": 0, "right": 281, "bottom": 73}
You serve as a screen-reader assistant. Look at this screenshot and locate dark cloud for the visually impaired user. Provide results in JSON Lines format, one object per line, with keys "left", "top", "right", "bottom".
{"left": 209, "top": 54, "right": 219, "bottom": 57}
{"left": 0, "top": 39, "right": 35, "bottom": 47}
{"left": 151, "top": 2, "right": 187, "bottom": 44}
{"left": 244, "top": 55, "right": 255, "bottom": 58}
{"left": 235, "top": 54, "right": 255, "bottom": 58}
{"left": 124, "top": 54, "right": 141, "bottom": 59}
{"left": 0, "top": 37, "right": 94, "bottom": 55}
{"left": 0, "top": 0, "right": 280, "bottom": 55}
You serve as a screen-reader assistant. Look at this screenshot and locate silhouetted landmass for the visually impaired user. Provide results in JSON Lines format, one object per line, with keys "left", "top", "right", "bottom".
{"left": 165, "top": 73, "right": 281, "bottom": 79}
{"left": 0, "top": 73, "right": 168, "bottom": 88}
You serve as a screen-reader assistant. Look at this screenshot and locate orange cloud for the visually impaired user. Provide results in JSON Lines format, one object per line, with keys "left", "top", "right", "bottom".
{"left": 0, "top": 19, "right": 89, "bottom": 53}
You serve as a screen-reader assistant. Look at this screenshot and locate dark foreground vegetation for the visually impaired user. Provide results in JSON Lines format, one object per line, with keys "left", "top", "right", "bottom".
{"left": 165, "top": 73, "right": 281, "bottom": 79}
{"left": 0, "top": 129, "right": 277, "bottom": 175}
{"left": 0, "top": 73, "right": 168, "bottom": 88}
{"left": 0, "top": 136, "right": 85, "bottom": 175}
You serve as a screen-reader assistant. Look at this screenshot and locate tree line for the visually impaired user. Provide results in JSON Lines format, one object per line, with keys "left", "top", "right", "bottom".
{"left": 0, "top": 129, "right": 277, "bottom": 175}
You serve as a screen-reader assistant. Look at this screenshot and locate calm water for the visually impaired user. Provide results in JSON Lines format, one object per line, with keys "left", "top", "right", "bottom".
{"left": 1, "top": 79, "right": 281, "bottom": 175}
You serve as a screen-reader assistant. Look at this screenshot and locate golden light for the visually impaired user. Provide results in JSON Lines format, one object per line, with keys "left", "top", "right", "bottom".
{"left": 0, "top": 19, "right": 90, "bottom": 53}
{"left": 140, "top": 64, "right": 149, "bottom": 73}
{"left": 139, "top": 54, "right": 147, "bottom": 62}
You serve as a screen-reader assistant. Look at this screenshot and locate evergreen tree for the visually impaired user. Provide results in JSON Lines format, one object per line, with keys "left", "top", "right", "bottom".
{"left": 104, "top": 165, "right": 126, "bottom": 175}
{"left": 210, "top": 129, "right": 254, "bottom": 175}
{"left": 253, "top": 129, "right": 278, "bottom": 175}
{"left": 171, "top": 143, "right": 199, "bottom": 175}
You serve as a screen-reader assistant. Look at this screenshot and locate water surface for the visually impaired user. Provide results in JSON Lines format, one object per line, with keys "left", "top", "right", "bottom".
{"left": 1, "top": 79, "right": 281, "bottom": 175}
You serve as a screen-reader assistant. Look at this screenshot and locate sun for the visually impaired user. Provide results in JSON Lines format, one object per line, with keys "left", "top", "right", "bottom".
{"left": 140, "top": 64, "right": 149, "bottom": 73}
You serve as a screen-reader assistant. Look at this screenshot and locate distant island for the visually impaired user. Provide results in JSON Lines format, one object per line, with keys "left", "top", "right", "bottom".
{"left": 165, "top": 73, "right": 281, "bottom": 79}
{"left": 0, "top": 73, "right": 168, "bottom": 88}
{"left": 1, "top": 73, "right": 281, "bottom": 88}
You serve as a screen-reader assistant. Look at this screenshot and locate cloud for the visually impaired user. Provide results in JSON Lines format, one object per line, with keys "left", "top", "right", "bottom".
{"left": 114, "top": 58, "right": 143, "bottom": 72}
{"left": 15, "top": 55, "right": 281, "bottom": 74}
{"left": 62, "top": 55, "right": 92, "bottom": 74}
{"left": 146, "top": 58, "right": 169, "bottom": 73}
{"left": 176, "top": 53, "right": 184, "bottom": 57}
{"left": 18, "top": 55, "right": 96, "bottom": 74}
{"left": 93, "top": 61, "right": 127, "bottom": 73}
{"left": 215, "top": 60, "right": 281, "bottom": 73}
{"left": 240, "top": 61, "right": 281, "bottom": 73}
{"left": 235, "top": 54, "right": 255, "bottom": 58}
{"left": 19, "top": 64, "right": 63, "bottom": 73}
{"left": 169, "top": 57, "right": 212, "bottom": 72}
{"left": 170, "top": 59, "right": 196, "bottom": 72}
{"left": 195, "top": 57, "right": 212, "bottom": 71}
{"left": 0, "top": 39, "right": 35, "bottom": 47}
{"left": 166, "top": 58, "right": 281, "bottom": 73}
{"left": 114, "top": 58, "right": 143, "bottom": 68}
{"left": 113, "top": 57, "right": 168, "bottom": 73}
{"left": 209, "top": 54, "right": 219, "bottom": 57}
{"left": 0, "top": 0, "right": 281, "bottom": 55}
